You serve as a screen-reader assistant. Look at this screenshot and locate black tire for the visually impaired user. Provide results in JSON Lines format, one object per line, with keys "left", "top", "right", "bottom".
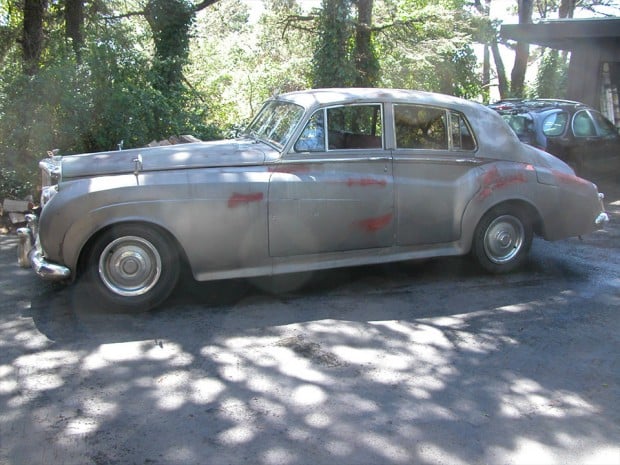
{"left": 82, "top": 224, "right": 180, "bottom": 312}
{"left": 472, "top": 206, "right": 533, "bottom": 274}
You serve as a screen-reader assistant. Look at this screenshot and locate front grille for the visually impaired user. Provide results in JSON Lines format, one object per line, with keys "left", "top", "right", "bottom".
{"left": 39, "top": 157, "right": 61, "bottom": 207}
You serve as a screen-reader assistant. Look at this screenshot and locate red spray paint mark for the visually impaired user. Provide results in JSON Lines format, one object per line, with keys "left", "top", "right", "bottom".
{"left": 228, "top": 192, "right": 264, "bottom": 208}
{"left": 347, "top": 178, "right": 387, "bottom": 188}
{"left": 357, "top": 213, "right": 393, "bottom": 232}
{"left": 478, "top": 166, "right": 527, "bottom": 201}
{"left": 552, "top": 170, "right": 591, "bottom": 187}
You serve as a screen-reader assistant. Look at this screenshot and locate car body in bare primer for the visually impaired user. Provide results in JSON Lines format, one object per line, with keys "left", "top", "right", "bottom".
{"left": 18, "top": 88, "right": 609, "bottom": 311}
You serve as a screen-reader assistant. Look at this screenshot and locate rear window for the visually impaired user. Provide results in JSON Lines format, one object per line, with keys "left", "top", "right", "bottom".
{"left": 542, "top": 112, "right": 568, "bottom": 136}
{"left": 394, "top": 105, "right": 448, "bottom": 150}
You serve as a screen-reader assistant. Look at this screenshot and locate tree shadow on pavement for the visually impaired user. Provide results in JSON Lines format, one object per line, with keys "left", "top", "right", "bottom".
{"left": 2, "top": 233, "right": 619, "bottom": 465}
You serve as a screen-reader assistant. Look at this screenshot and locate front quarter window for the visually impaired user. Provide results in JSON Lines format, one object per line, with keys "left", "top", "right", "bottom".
{"left": 245, "top": 100, "right": 304, "bottom": 149}
{"left": 295, "top": 110, "right": 325, "bottom": 152}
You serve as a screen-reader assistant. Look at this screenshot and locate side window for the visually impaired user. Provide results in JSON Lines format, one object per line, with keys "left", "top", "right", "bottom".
{"left": 590, "top": 110, "right": 618, "bottom": 137}
{"left": 295, "top": 110, "right": 325, "bottom": 152}
{"left": 326, "top": 104, "right": 383, "bottom": 150}
{"left": 542, "top": 112, "right": 568, "bottom": 136}
{"left": 394, "top": 105, "right": 448, "bottom": 150}
{"left": 572, "top": 110, "right": 596, "bottom": 137}
{"left": 450, "top": 112, "right": 476, "bottom": 151}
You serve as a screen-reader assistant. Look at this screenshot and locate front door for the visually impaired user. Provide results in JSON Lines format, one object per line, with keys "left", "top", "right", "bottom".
{"left": 268, "top": 103, "right": 394, "bottom": 257}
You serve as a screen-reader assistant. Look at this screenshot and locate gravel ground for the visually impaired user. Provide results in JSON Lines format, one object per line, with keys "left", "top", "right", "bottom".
{"left": 0, "top": 179, "right": 619, "bottom": 465}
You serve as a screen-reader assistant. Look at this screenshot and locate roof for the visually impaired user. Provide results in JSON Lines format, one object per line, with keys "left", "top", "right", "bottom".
{"left": 500, "top": 17, "right": 620, "bottom": 50}
{"left": 274, "top": 88, "right": 483, "bottom": 113}
{"left": 489, "top": 99, "right": 591, "bottom": 114}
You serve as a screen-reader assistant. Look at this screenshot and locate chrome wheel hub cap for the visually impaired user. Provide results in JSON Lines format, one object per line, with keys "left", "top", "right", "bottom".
{"left": 99, "top": 236, "right": 162, "bottom": 297}
{"left": 483, "top": 215, "right": 524, "bottom": 264}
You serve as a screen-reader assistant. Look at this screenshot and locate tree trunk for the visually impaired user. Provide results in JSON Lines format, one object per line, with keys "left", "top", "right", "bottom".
{"left": 144, "top": 0, "right": 194, "bottom": 90}
{"left": 64, "top": 0, "right": 84, "bottom": 61}
{"left": 482, "top": 45, "right": 490, "bottom": 103}
{"left": 510, "top": 0, "right": 533, "bottom": 97}
{"left": 491, "top": 41, "right": 509, "bottom": 99}
{"left": 312, "top": 0, "right": 354, "bottom": 88}
{"left": 558, "top": 0, "right": 575, "bottom": 18}
{"left": 22, "top": 0, "right": 48, "bottom": 75}
{"left": 353, "top": 0, "right": 378, "bottom": 87}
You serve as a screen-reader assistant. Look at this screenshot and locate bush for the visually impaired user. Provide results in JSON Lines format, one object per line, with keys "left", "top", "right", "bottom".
{"left": 0, "top": 166, "right": 34, "bottom": 201}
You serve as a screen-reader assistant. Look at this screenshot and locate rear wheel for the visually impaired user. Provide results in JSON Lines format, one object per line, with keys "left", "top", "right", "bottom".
{"left": 472, "top": 206, "right": 533, "bottom": 273}
{"left": 82, "top": 224, "right": 180, "bottom": 312}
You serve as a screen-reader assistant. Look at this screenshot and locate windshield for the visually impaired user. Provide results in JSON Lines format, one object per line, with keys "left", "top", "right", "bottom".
{"left": 244, "top": 100, "right": 305, "bottom": 149}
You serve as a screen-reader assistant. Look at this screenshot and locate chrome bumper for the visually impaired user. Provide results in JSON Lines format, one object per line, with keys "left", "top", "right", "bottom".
{"left": 595, "top": 193, "right": 610, "bottom": 227}
{"left": 17, "top": 214, "right": 71, "bottom": 281}
{"left": 595, "top": 212, "right": 609, "bottom": 226}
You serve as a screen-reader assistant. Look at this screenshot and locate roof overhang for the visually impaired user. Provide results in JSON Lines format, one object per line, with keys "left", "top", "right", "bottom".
{"left": 500, "top": 17, "right": 620, "bottom": 50}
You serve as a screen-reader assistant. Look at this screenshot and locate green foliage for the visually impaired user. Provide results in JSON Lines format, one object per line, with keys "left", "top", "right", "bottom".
{"left": 145, "top": 0, "right": 195, "bottom": 90}
{"left": 0, "top": 162, "right": 34, "bottom": 200}
{"left": 186, "top": 0, "right": 313, "bottom": 130}
{"left": 376, "top": 1, "right": 482, "bottom": 98}
{"left": 532, "top": 48, "right": 568, "bottom": 99}
{"left": 0, "top": 0, "right": 486, "bottom": 198}
{"left": 0, "top": 5, "right": 220, "bottom": 182}
{"left": 312, "top": 0, "right": 357, "bottom": 87}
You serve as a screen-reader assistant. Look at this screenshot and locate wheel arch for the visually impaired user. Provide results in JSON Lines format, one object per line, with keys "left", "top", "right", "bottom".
{"left": 462, "top": 197, "right": 544, "bottom": 254}
{"left": 76, "top": 220, "right": 190, "bottom": 278}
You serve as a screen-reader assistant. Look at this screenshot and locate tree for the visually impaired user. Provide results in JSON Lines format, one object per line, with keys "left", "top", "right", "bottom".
{"left": 510, "top": 0, "right": 533, "bottom": 97}
{"left": 64, "top": 0, "right": 84, "bottom": 60}
{"left": 312, "top": 0, "right": 356, "bottom": 87}
{"left": 352, "top": 0, "right": 379, "bottom": 87}
{"left": 21, "top": 0, "right": 47, "bottom": 75}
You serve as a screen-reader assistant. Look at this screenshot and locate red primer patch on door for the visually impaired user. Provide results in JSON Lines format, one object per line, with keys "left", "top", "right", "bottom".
{"left": 478, "top": 166, "right": 527, "bottom": 200}
{"left": 228, "top": 192, "right": 264, "bottom": 208}
{"left": 347, "top": 178, "right": 387, "bottom": 187}
{"left": 357, "top": 213, "right": 393, "bottom": 232}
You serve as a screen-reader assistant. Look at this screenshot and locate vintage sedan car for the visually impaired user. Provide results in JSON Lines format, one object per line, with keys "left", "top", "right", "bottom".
{"left": 18, "top": 88, "right": 609, "bottom": 311}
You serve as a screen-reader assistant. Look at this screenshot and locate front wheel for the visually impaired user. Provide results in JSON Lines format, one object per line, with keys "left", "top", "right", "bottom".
{"left": 472, "top": 207, "right": 533, "bottom": 273}
{"left": 82, "top": 224, "right": 180, "bottom": 312}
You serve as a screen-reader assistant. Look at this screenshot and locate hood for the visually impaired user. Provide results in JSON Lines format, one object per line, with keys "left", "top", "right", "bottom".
{"left": 60, "top": 139, "right": 272, "bottom": 179}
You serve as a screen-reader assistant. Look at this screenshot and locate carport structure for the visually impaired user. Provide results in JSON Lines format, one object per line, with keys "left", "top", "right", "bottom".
{"left": 501, "top": 17, "right": 620, "bottom": 128}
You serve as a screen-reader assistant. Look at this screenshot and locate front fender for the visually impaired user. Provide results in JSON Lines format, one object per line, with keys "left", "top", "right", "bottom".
{"left": 39, "top": 169, "right": 271, "bottom": 279}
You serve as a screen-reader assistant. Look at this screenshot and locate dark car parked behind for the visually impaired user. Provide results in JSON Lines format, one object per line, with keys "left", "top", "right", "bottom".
{"left": 488, "top": 99, "right": 620, "bottom": 180}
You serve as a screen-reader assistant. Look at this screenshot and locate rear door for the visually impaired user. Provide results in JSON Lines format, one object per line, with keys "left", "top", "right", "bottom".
{"left": 391, "top": 104, "right": 480, "bottom": 246}
{"left": 570, "top": 109, "right": 619, "bottom": 176}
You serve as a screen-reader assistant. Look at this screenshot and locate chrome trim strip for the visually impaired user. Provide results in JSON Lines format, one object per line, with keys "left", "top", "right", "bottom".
{"left": 276, "top": 156, "right": 391, "bottom": 164}
{"left": 392, "top": 156, "right": 481, "bottom": 165}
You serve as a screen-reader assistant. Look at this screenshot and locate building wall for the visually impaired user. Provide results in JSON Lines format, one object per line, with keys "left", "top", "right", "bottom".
{"left": 568, "top": 40, "right": 620, "bottom": 127}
